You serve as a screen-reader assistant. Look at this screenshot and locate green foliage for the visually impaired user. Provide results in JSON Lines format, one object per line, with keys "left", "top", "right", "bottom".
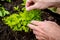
{"left": 3, "top": 9, "right": 41, "bottom": 32}
{"left": 14, "top": 6, "right": 20, "bottom": 11}
{"left": 21, "top": 0, "right": 26, "bottom": 6}
{"left": 0, "top": 7, "right": 9, "bottom": 17}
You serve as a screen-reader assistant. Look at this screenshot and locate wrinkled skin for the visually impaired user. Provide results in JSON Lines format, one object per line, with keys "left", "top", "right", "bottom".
{"left": 28, "top": 21, "right": 60, "bottom": 40}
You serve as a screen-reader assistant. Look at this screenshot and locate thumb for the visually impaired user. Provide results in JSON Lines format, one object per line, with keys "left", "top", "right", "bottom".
{"left": 26, "top": 4, "right": 36, "bottom": 11}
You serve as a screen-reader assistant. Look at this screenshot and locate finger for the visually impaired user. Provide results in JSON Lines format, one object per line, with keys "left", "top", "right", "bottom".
{"left": 27, "top": 24, "right": 39, "bottom": 30}
{"left": 26, "top": 4, "right": 36, "bottom": 11}
{"left": 44, "top": 20, "right": 47, "bottom": 21}
{"left": 30, "top": 21, "right": 46, "bottom": 29}
{"left": 33, "top": 30, "right": 44, "bottom": 36}
{"left": 30, "top": 21, "right": 48, "bottom": 33}
{"left": 30, "top": 20, "right": 49, "bottom": 31}
{"left": 33, "top": 30, "right": 49, "bottom": 40}
{"left": 44, "top": 21, "right": 56, "bottom": 25}
{"left": 36, "top": 35, "right": 41, "bottom": 40}
{"left": 36, "top": 35, "right": 47, "bottom": 40}
{"left": 31, "top": 20, "right": 44, "bottom": 26}
{"left": 26, "top": 0, "right": 32, "bottom": 7}
{"left": 26, "top": 2, "right": 30, "bottom": 7}
{"left": 27, "top": 24, "right": 46, "bottom": 34}
{"left": 26, "top": 0, "right": 32, "bottom": 3}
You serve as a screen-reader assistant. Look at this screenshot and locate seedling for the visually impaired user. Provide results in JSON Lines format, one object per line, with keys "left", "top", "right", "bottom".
{"left": 0, "top": 7, "right": 9, "bottom": 17}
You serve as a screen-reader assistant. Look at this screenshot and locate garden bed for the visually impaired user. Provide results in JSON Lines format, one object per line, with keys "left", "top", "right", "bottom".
{"left": 0, "top": 0, "right": 60, "bottom": 40}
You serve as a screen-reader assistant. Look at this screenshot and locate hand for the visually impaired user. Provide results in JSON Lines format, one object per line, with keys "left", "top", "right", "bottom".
{"left": 26, "top": 0, "right": 60, "bottom": 11}
{"left": 28, "top": 21, "right": 60, "bottom": 40}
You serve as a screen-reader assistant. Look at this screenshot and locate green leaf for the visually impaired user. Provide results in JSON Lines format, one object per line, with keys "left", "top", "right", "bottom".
{"left": 0, "top": 7, "right": 10, "bottom": 17}
{"left": 0, "top": 11, "right": 3, "bottom": 16}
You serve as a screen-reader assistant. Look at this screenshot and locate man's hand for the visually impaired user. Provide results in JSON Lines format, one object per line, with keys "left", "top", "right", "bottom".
{"left": 26, "top": 0, "right": 60, "bottom": 11}
{"left": 28, "top": 21, "right": 60, "bottom": 40}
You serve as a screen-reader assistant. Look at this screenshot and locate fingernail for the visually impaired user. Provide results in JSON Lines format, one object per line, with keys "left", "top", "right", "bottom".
{"left": 44, "top": 20, "right": 47, "bottom": 21}
{"left": 27, "top": 24, "right": 30, "bottom": 26}
{"left": 26, "top": 8, "right": 29, "bottom": 11}
{"left": 31, "top": 20, "right": 36, "bottom": 23}
{"left": 31, "top": 20, "right": 34, "bottom": 23}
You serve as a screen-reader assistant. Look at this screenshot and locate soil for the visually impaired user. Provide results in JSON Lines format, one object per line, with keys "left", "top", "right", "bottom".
{"left": 0, "top": 0, "right": 60, "bottom": 40}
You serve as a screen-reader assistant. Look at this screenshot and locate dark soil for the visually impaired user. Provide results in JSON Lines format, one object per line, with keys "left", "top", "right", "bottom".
{"left": 0, "top": 21, "right": 36, "bottom": 40}
{"left": 0, "top": 0, "right": 60, "bottom": 40}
